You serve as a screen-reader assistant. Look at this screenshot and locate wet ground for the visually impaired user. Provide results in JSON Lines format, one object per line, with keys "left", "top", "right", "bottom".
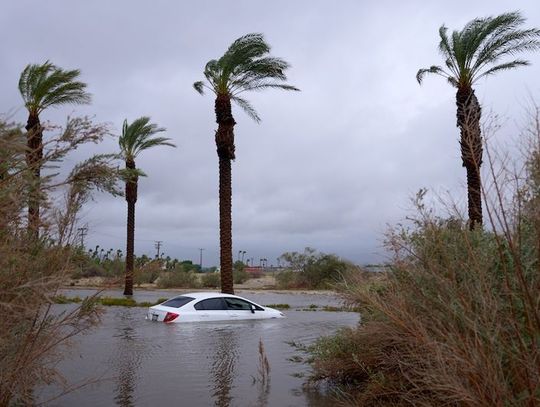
{"left": 40, "top": 290, "right": 359, "bottom": 406}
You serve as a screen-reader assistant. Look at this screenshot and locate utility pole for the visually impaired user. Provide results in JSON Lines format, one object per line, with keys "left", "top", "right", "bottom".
{"left": 77, "top": 227, "right": 88, "bottom": 248}
{"left": 154, "top": 241, "right": 163, "bottom": 259}
{"left": 199, "top": 248, "right": 204, "bottom": 271}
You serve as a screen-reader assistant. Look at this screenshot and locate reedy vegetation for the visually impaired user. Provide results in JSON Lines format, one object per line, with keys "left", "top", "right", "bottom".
{"left": 417, "top": 11, "right": 540, "bottom": 229}
{"left": 0, "top": 116, "right": 120, "bottom": 406}
{"left": 194, "top": 32, "right": 299, "bottom": 294}
{"left": 309, "top": 111, "right": 540, "bottom": 406}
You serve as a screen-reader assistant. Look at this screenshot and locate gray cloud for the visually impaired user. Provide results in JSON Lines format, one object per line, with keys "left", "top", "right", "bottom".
{"left": 2, "top": 0, "right": 540, "bottom": 265}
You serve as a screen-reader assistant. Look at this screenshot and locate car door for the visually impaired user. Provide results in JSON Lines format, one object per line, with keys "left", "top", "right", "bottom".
{"left": 193, "top": 298, "right": 229, "bottom": 321}
{"left": 223, "top": 297, "right": 261, "bottom": 320}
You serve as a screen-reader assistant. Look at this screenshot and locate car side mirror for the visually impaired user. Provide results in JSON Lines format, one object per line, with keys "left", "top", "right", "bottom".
{"left": 250, "top": 304, "right": 255, "bottom": 314}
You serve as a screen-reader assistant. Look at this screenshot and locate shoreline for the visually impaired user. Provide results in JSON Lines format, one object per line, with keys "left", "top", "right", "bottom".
{"left": 61, "top": 284, "right": 339, "bottom": 296}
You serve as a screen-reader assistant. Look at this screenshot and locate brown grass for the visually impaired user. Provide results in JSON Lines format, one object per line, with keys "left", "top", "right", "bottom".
{"left": 309, "top": 110, "right": 540, "bottom": 406}
{"left": 0, "top": 117, "right": 120, "bottom": 406}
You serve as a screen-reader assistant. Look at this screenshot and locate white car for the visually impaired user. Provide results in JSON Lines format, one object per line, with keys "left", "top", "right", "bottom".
{"left": 146, "top": 292, "right": 285, "bottom": 323}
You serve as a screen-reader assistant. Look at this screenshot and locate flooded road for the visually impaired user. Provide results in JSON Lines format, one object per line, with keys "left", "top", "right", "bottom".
{"left": 40, "top": 290, "right": 358, "bottom": 406}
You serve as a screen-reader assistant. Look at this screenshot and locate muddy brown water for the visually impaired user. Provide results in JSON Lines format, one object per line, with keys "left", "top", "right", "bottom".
{"left": 39, "top": 289, "right": 359, "bottom": 406}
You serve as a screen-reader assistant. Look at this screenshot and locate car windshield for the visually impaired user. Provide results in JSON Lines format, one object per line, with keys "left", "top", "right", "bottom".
{"left": 161, "top": 296, "right": 194, "bottom": 308}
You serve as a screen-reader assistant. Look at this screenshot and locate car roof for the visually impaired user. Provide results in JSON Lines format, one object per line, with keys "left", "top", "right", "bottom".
{"left": 175, "top": 292, "right": 245, "bottom": 301}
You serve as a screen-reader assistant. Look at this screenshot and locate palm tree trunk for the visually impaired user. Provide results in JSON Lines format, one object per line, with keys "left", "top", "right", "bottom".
{"left": 215, "top": 94, "right": 236, "bottom": 294}
{"left": 219, "top": 156, "right": 234, "bottom": 294}
{"left": 25, "top": 113, "right": 43, "bottom": 240}
{"left": 124, "top": 159, "right": 138, "bottom": 296}
{"left": 456, "top": 87, "right": 483, "bottom": 230}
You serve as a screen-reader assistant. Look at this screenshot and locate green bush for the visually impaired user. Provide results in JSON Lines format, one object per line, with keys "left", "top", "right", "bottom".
{"left": 71, "top": 262, "right": 107, "bottom": 279}
{"left": 156, "top": 271, "right": 201, "bottom": 289}
{"left": 275, "top": 270, "right": 300, "bottom": 289}
{"left": 201, "top": 272, "right": 220, "bottom": 288}
{"left": 309, "top": 183, "right": 540, "bottom": 405}
{"left": 277, "top": 248, "right": 351, "bottom": 289}
{"left": 134, "top": 262, "right": 161, "bottom": 286}
{"left": 233, "top": 268, "right": 249, "bottom": 284}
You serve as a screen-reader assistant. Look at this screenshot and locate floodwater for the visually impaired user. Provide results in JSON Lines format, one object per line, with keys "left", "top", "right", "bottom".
{"left": 40, "top": 289, "right": 359, "bottom": 407}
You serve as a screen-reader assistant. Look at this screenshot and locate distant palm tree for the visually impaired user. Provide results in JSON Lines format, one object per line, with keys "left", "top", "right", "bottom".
{"left": 119, "top": 117, "right": 175, "bottom": 295}
{"left": 417, "top": 12, "right": 540, "bottom": 229}
{"left": 18, "top": 61, "right": 91, "bottom": 239}
{"left": 194, "top": 33, "right": 298, "bottom": 294}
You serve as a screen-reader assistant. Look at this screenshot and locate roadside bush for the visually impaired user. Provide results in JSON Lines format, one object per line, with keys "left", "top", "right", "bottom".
{"left": 246, "top": 268, "right": 264, "bottom": 278}
{"left": 309, "top": 114, "right": 540, "bottom": 406}
{"left": 71, "top": 262, "right": 107, "bottom": 279}
{"left": 201, "top": 272, "right": 220, "bottom": 288}
{"left": 233, "top": 268, "right": 249, "bottom": 284}
{"left": 156, "top": 271, "right": 201, "bottom": 289}
{"left": 275, "top": 270, "right": 302, "bottom": 289}
{"left": 134, "top": 262, "right": 161, "bottom": 286}
{"left": 277, "top": 249, "right": 352, "bottom": 289}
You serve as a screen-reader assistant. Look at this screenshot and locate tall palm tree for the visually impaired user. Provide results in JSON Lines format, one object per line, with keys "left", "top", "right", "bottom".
{"left": 119, "top": 117, "right": 175, "bottom": 296}
{"left": 417, "top": 12, "right": 540, "bottom": 229}
{"left": 18, "top": 61, "right": 91, "bottom": 239}
{"left": 194, "top": 33, "right": 298, "bottom": 294}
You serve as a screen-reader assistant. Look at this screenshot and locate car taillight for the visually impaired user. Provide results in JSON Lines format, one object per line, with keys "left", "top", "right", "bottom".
{"left": 163, "top": 312, "right": 179, "bottom": 323}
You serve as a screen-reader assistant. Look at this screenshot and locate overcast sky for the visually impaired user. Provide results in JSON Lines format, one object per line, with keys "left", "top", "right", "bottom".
{"left": 1, "top": 1, "right": 540, "bottom": 266}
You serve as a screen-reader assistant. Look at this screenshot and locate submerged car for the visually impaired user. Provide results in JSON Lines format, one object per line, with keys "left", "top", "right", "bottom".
{"left": 146, "top": 292, "right": 285, "bottom": 323}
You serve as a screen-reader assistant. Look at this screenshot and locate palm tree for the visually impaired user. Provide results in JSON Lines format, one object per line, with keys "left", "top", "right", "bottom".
{"left": 18, "top": 61, "right": 91, "bottom": 239}
{"left": 194, "top": 33, "right": 298, "bottom": 294}
{"left": 118, "top": 117, "right": 175, "bottom": 295}
{"left": 417, "top": 12, "right": 540, "bottom": 229}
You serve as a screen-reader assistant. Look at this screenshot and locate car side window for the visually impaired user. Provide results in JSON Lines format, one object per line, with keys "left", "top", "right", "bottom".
{"left": 194, "top": 298, "right": 227, "bottom": 311}
{"left": 224, "top": 298, "right": 263, "bottom": 311}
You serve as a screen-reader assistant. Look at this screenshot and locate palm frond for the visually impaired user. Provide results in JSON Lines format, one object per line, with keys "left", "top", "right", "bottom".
{"left": 421, "top": 11, "right": 540, "bottom": 88}
{"left": 235, "top": 83, "right": 300, "bottom": 94}
{"left": 476, "top": 59, "right": 529, "bottom": 80}
{"left": 18, "top": 61, "right": 91, "bottom": 114}
{"left": 416, "top": 66, "right": 450, "bottom": 84}
{"left": 119, "top": 117, "right": 175, "bottom": 159}
{"left": 231, "top": 96, "right": 261, "bottom": 123}
{"left": 193, "top": 81, "right": 205, "bottom": 95}
{"left": 194, "top": 32, "right": 298, "bottom": 123}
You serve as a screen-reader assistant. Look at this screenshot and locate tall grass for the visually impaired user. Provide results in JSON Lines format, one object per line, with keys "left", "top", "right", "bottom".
{"left": 309, "top": 111, "right": 540, "bottom": 406}
{"left": 0, "top": 117, "right": 120, "bottom": 406}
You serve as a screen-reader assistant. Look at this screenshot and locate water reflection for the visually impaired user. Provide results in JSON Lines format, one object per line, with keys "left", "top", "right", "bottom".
{"left": 112, "top": 309, "right": 144, "bottom": 407}
{"left": 253, "top": 339, "right": 271, "bottom": 407}
{"left": 44, "top": 292, "right": 359, "bottom": 406}
{"left": 210, "top": 327, "right": 238, "bottom": 407}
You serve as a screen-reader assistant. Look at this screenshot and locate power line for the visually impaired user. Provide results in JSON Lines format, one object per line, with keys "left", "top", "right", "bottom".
{"left": 199, "top": 248, "right": 205, "bottom": 270}
{"left": 77, "top": 227, "right": 88, "bottom": 248}
{"left": 155, "top": 241, "right": 163, "bottom": 259}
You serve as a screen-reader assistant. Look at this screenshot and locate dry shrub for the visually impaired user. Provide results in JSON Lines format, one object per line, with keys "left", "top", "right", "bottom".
{"left": 156, "top": 271, "right": 201, "bottom": 289}
{"left": 134, "top": 261, "right": 161, "bottom": 285}
{"left": 0, "top": 117, "right": 120, "bottom": 406}
{"left": 310, "top": 111, "right": 540, "bottom": 406}
{"left": 202, "top": 272, "right": 221, "bottom": 288}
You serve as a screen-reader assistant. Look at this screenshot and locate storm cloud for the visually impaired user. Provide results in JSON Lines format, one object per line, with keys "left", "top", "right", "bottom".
{"left": 1, "top": 0, "right": 539, "bottom": 265}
